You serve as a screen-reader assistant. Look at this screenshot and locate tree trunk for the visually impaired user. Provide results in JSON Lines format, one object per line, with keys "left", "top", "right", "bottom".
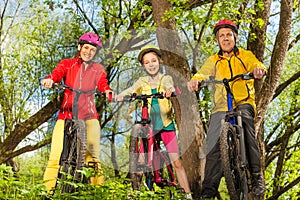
{"left": 151, "top": 0, "right": 205, "bottom": 196}
{"left": 247, "top": 3, "right": 272, "bottom": 198}
{"left": 254, "top": 0, "right": 293, "bottom": 168}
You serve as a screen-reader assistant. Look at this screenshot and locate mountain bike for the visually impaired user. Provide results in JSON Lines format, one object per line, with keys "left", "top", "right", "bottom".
{"left": 51, "top": 83, "right": 110, "bottom": 193}
{"left": 199, "top": 72, "right": 254, "bottom": 200}
{"left": 122, "top": 92, "right": 177, "bottom": 193}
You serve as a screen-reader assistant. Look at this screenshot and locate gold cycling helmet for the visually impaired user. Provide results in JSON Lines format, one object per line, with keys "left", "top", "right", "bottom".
{"left": 137, "top": 45, "right": 162, "bottom": 64}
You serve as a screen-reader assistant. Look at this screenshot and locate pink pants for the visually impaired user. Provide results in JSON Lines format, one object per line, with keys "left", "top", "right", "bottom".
{"left": 159, "top": 130, "right": 179, "bottom": 153}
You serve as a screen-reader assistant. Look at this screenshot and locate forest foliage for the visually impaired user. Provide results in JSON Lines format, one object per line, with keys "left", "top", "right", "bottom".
{"left": 0, "top": 0, "right": 299, "bottom": 199}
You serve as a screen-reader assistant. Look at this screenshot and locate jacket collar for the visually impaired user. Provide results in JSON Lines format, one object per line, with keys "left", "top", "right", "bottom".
{"left": 218, "top": 46, "right": 239, "bottom": 57}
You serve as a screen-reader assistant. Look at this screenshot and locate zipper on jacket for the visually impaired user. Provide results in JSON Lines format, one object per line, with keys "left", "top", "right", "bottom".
{"left": 228, "top": 57, "right": 233, "bottom": 78}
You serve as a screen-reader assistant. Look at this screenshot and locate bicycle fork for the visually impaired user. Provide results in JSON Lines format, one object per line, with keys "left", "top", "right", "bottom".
{"left": 236, "top": 111, "right": 247, "bottom": 169}
{"left": 136, "top": 126, "right": 154, "bottom": 190}
{"left": 236, "top": 111, "right": 249, "bottom": 199}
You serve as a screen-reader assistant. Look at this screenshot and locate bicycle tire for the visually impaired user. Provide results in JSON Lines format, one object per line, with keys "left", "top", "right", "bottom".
{"left": 220, "top": 122, "right": 248, "bottom": 200}
{"left": 59, "top": 120, "right": 87, "bottom": 193}
{"left": 74, "top": 120, "right": 87, "bottom": 181}
{"left": 129, "top": 125, "right": 152, "bottom": 190}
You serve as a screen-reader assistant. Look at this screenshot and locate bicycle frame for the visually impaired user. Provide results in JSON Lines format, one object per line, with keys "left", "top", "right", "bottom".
{"left": 203, "top": 74, "right": 252, "bottom": 164}
{"left": 126, "top": 93, "right": 176, "bottom": 190}
{"left": 53, "top": 84, "right": 107, "bottom": 120}
{"left": 200, "top": 73, "right": 254, "bottom": 200}
{"left": 52, "top": 83, "right": 108, "bottom": 192}
{"left": 222, "top": 78, "right": 247, "bottom": 169}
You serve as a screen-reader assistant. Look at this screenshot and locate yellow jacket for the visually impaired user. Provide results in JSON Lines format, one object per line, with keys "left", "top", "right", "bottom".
{"left": 191, "top": 48, "right": 265, "bottom": 113}
{"left": 120, "top": 73, "right": 174, "bottom": 127}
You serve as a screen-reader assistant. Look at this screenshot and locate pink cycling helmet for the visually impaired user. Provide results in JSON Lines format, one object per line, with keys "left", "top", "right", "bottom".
{"left": 79, "top": 32, "right": 102, "bottom": 48}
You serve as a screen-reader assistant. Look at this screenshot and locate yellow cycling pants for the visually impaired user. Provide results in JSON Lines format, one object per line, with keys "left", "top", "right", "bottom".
{"left": 43, "top": 119, "right": 104, "bottom": 192}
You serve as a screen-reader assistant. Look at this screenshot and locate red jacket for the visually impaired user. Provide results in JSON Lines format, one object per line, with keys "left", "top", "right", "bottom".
{"left": 46, "top": 56, "right": 111, "bottom": 120}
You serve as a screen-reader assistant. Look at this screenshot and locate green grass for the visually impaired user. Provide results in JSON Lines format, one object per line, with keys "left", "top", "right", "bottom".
{"left": 0, "top": 164, "right": 188, "bottom": 200}
{"left": 1, "top": 152, "right": 230, "bottom": 199}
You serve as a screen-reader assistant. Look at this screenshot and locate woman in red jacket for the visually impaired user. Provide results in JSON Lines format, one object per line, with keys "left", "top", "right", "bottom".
{"left": 41, "top": 32, "right": 113, "bottom": 193}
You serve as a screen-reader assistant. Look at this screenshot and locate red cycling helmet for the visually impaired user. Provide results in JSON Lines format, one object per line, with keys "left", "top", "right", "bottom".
{"left": 213, "top": 20, "right": 238, "bottom": 35}
{"left": 79, "top": 32, "right": 102, "bottom": 48}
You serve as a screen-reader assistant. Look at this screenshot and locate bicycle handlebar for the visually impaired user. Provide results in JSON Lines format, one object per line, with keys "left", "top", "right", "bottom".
{"left": 122, "top": 92, "right": 177, "bottom": 102}
{"left": 52, "top": 83, "right": 108, "bottom": 99}
{"left": 199, "top": 72, "right": 254, "bottom": 88}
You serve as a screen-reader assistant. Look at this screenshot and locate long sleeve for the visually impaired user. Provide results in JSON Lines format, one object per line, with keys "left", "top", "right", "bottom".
{"left": 96, "top": 68, "right": 111, "bottom": 92}
{"left": 191, "top": 57, "right": 216, "bottom": 82}
{"left": 46, "top": 60, "right": 69, "bottom": 83}
{"left": 119, "top": 77, "right": 148, "bottom": 96}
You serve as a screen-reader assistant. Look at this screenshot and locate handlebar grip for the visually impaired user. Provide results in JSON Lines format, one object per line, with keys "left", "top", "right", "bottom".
{"left": 198, "top": 80, "right": 207, "bottom": 88}
{"left": 175, "top": 87, "right": 181, "bottom": 96}
{"left": 122, "top": 93, "right": 136, "bottom": 102}
{"left": 242, "top": 72, "right": 254, "bottom": 80}
{"left": 171, "top": 92, "right": 177, "bottom": 97}
{"left": 51, "top": 83, "right": 60, "bottom": 89}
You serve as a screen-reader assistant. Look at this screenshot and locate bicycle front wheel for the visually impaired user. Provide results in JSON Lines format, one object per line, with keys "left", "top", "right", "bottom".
{"left": 220, "top": 122, "right": 248, "bottom": 200}
{"left": 59, "top": 120, "right": 87, "bottom": 193}
{"left": 74, "top": 120, "right": 87, "bottom": 182}
{"left": 129, "top": 125, "right": 152, "bottom": 190}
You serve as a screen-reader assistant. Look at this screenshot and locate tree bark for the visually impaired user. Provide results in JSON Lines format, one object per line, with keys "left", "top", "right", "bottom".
{"left": 0, "top": 99, "right": 59, "bottom": 164}
{"left": 151, "top": 0, "right": 205, "bottom": 196}
{"left": 255, "top": 0, "right": 293, "bottom": 151}
{"left": 247, "top": 4, "right": 272, "bottom": 196}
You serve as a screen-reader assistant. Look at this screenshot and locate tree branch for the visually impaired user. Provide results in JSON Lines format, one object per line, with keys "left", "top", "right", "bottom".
{"left": 3, "top": 138, "right": 51, "bottom": 163}
{"left": 72, "top": 0, "right": 99, "bottom": 35}
{"left": 267, "top": 175, "right": 300, "bottom": 200}
{"left": 288, "top": 33, "right": 300, "bottom": 50}
{"left": 255, "top": 0, "right": 293, "bottom": 129}
{"left": 0, "top": 99, "right": 59, "bottom": 158}
{"left": 273, "top": 70, "right": 300, "bottom": 100}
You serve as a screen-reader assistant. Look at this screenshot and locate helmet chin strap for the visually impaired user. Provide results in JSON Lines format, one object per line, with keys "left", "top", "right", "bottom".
{"left": 219, "top": 45, "right": 238, "bottom": 56}
{"left": 144, "top": 64, "right": 162, "bottom": 78}
{"left": 78, "top": 49, "right": 94, "bottom": 65}
{"left": 84, "top": 60, "right": 93, "bottom": 64}
{"left": 145, "top": 70, "right": 159, "bottom": 78}
{"left": 222, "top": 49, "right": 234, "bottom": 54}
{"left": 79, "top": 56, "right": 93, "bottom": 65}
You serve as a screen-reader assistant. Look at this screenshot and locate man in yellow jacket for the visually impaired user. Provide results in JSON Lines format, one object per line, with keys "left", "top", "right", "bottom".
{"left": 188, "top": 20, "right": 266, "bottom": 198}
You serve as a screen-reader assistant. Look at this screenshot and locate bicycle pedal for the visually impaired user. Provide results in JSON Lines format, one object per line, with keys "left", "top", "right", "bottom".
{"left": 155, "top": 178, "right": 171, "bottom": 186}
{"left": 168, "top": 181, "right": 177, "bottom": 186}
{"left": 154, "top": 177, "right": 163, "bottom": 184}
{"left": 87, "top": 161, "right": 98, "bottom": 169}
